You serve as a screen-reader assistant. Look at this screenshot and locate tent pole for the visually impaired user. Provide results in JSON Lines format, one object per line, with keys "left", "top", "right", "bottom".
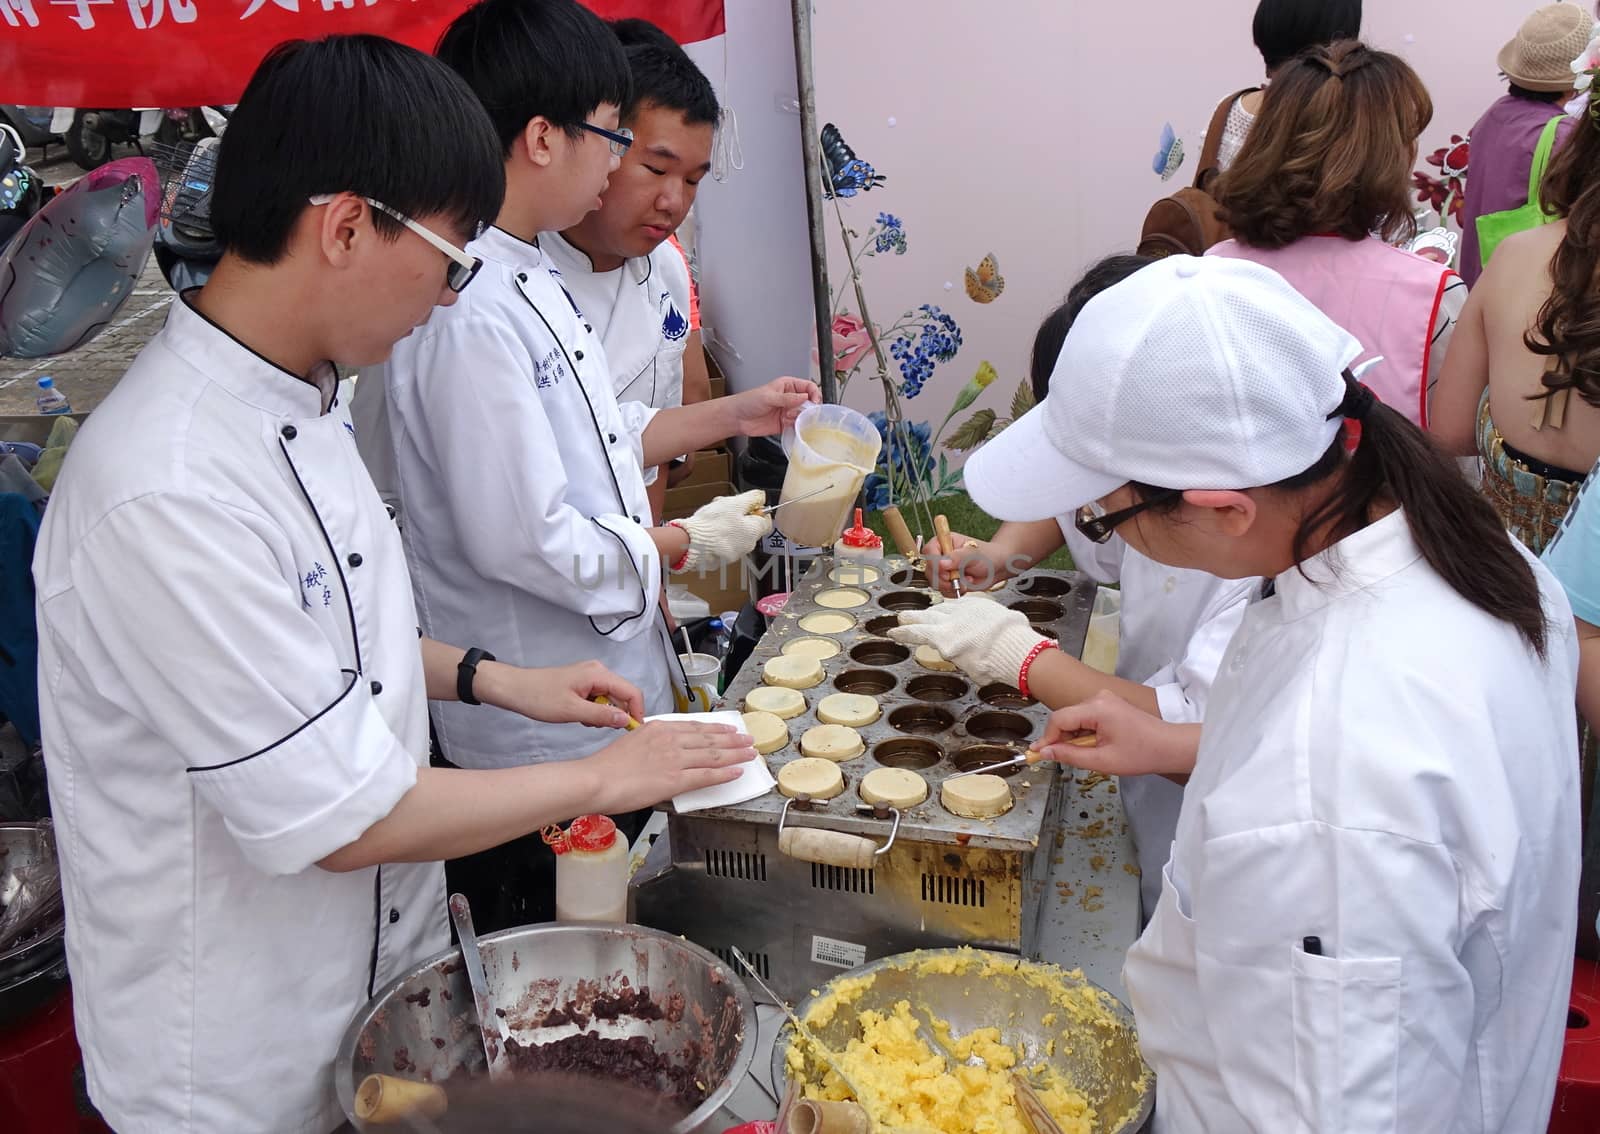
{"left": 790, "top": 0, "right": 835, "bottom": 404}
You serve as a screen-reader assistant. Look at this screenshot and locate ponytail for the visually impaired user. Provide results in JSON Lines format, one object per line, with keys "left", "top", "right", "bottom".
{"left": 1293, "top": 375, "right": 1550, "bottom": 657}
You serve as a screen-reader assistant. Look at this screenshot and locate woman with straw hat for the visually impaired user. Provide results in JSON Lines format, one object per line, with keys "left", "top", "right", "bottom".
{"left": 1459, "top": 1, "right": 1594, "bottom": 284}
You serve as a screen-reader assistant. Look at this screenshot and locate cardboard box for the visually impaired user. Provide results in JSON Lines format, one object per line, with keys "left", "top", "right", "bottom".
{"left": 664, "top": 478, "right": 732, "bottom": 519}
{"left": 680, "top": 448, "right": 731, "bottom": 489}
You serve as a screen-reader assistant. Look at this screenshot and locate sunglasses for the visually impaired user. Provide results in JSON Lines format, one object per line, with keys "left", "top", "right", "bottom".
{"left": 307, "top": 193, "right": 483, "bottom": 293}
{"left": 1074, "top": 488, "right": 1184, "bottom": 544}
{"left": 579, "top": 121, "right": 635, "bottom": 157}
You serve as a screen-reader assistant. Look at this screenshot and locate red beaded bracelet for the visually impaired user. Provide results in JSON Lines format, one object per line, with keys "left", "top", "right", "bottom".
{"left": 1017, "top": 639, "right": 1058, "bottom": 698}
{"left": 667, "top": 521, "right": 691, "bottom": 572}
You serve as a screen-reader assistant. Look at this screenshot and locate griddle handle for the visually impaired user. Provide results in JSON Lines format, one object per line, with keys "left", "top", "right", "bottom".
{"left": 779, "top": 827, "right": 878, "bottom": 869}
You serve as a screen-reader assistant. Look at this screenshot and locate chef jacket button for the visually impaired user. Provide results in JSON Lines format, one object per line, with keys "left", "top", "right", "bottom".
{"left": 608, "top": 432, "right": 617, "bottom": 444}
{"left": 370, "top": 680, "right": 383, "bottom": 695}
{"left": 389, "top": 908, "right": 400, "bottom": 925}
{"left": 281, "top": 425, "right": 297, "bottom": 440}
{"left": 347, "top": 552, "right": 363, "bottom": 568}
{"left": 517, "top": 272, "right": 528, "bottom": 282}
{"left": 584, "top": 323, "right": 592, "bottom": 333}
{"left": 575, "top": 350, "right": 585, "bottom": 361}
{"left": 631, "top": 515, "right": 640, "bottom": 523}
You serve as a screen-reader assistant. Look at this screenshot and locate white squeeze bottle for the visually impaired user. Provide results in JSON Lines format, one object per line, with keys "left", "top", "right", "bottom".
{"left": 35, "top": 376, "right": 70, "bottom": 415}
{"left": 548, "top": 815, "right": 629, "bottom": 923}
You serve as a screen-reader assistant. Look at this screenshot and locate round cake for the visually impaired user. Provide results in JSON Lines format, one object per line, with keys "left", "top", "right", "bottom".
{"left": 800, "top": 723, "right": 865, "bottom": 762}
{"left": 942, "top": 774, "right": 1013, "bottom": 819}
{"left": 915, "top": 644, "right": 959, "bottom": 672}
{"left": 816, "top": 692, "right": 881, "bottom": 727}
{"left": 776, "top": 757, "right": 845, "bottom": 800}
{"left": 744, "top": 685, "right": 807, "bottom": 720}
{"left": 761, "top": 655, "right": 825, "bottom": 690}
{"left": 860, "top": 767, "right": 928, "bottom": 808}
{"left": 740, "top": 711, "right": 789, "bottom": 755}
{"left": 782, "top": 636, "right": 842, "bottom": 661}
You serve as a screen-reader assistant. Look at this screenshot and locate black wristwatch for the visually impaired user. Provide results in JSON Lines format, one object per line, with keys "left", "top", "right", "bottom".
{"left": 457, "top": 647, "right": 496, "bottom": 706}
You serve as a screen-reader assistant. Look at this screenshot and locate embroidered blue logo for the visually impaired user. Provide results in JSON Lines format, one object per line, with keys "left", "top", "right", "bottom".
{"left": 301, "top": 562, "right": 332, "bottom": 608}
{"left": 534, "top": 345, "right": 565, "bottom": 390}
{"left": 343, "top": 421, "right": 355, "bottom": 439}
{"left": 661, "top": 296, "right": 688, "bottom": 343}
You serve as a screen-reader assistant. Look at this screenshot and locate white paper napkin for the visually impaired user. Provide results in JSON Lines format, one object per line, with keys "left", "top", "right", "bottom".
{"left": 647, "top": 709, "right": 777, "bottom": 813}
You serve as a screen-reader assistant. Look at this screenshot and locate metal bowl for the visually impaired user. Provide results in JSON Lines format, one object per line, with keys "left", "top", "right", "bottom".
{"left": 0, "top": 821, "right": 65, "bottom": 987}
{"left": 773, "top": 948, "right": 1153, "bottom": 1134}
{"left": 337, "top": 922, "right": 756, "bottom": 1133}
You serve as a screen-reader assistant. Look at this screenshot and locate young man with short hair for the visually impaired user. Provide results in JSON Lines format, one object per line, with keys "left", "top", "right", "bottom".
{"left": 33, "top": 36, "right": 751, "bottom": 1133}
{"left": 542, "top": 19, "right": 720, "bottom": 519}
{"left": 356, "top": 0, "right": 818, "bottom": 932}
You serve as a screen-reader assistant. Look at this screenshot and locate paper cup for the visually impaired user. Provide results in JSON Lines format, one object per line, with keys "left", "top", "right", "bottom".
{"left": 678, "top": 652, "right": 721, "bottom": 712}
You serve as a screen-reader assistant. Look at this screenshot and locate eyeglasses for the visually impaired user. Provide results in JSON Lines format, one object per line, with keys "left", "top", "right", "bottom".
{"left": 579, "top": 122, "right": 634, "bottom": 157}
{"left": 1074, "top": 488, "right": 1183, "bottom": 544}
{"left": 307, "top": 193, "right": 483, "bottom": 293}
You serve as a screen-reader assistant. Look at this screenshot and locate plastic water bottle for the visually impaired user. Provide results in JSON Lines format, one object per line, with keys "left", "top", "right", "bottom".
{"left": 708, "top": 617, "right": 732, "bottom": 694}
{"left": 35, "top": 376, "right": 70, "bottom": 416}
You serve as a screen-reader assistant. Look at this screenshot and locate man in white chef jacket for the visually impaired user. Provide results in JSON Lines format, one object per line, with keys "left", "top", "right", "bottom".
{"left": 31, "top": 39, "right": 755, "bottom": 1134}
{"left": 541, "top": 20, "right": 718, "bottom": 522}
{"left": 355, "top": 0, "right": 818, "bottom": 931}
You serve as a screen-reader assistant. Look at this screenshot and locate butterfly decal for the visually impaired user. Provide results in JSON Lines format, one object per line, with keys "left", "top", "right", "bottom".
{"left": 1152, "top": 122, "right": 1184, "bottom": 181}
{"left": 821, "top": 123, "right": 886, "bottom": 199}
{"left": 964, "top": 253, "right": 1005, "bottom": 304}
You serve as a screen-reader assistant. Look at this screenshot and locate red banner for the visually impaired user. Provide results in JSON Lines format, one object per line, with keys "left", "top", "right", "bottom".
{"left": 0, "top": 0, "right": 726, "bottom": 108}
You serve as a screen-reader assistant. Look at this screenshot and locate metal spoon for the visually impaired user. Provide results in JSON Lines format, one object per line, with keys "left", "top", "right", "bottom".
{"left": 448, "top": 892, "right": 511, "bottom": 1082}
{"left": 945, "top": 733, "right": 1097, "bottom": 781}
{"left": 728, "top": 947, "right": 868, "bottom": 1105}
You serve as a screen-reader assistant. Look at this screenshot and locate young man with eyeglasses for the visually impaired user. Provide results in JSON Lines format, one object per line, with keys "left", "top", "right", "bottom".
{"left": 31, "top": 36, "right": 755, "bottom": 1134}
{"left": 353, "top": 0, "right": 819, "bottom": 934}
{"left": 542, "top": 19, "right": 720, "bottom": 523}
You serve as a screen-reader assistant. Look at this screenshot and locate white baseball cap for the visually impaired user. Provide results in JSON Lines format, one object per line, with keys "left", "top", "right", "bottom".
{"left": 964, "top": 255, "right": 1364, "bottom": 522}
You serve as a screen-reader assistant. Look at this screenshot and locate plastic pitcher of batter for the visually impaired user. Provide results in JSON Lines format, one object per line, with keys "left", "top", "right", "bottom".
{"left": 778, "top": 403, "right": 882, "bottom": 548}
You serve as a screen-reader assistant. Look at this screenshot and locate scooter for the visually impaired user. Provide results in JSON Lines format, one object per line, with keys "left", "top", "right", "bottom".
{"left": 152, "top": 107, "right": 229, "bottom": 292}
{"left": 0, "top": 122, "right": 47, "bottom": 246}
{"left": 50, "top": 107, "right": 163, "bottom": 171}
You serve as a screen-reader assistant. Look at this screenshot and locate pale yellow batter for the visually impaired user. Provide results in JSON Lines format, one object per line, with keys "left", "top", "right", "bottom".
{"left": 800, "top": 723, "right": 865, "bottom": 761}
{"left": 814, "top": 587, "right": 870, "bottom": 610}
{"left": 740, "top": 711, "right": 789, "bottom": 755}
{"left": 782, "top": 636, "right": 842, "bottom": 661}
{"left": 744, "top": 685, "right": 807, "bottom": 719}
{"left": 816, "top": 692, "right": 881, "bottom": 727}
{"left": 762, "top": 655, "right": 825, "bottom": 690}
{"left": 776, "top": 757, "right": 845, "bottom": 800}
{"left": 859, "top": 767, "right": 927, "bottom": 808}
{"left": 829, "top": 562, "right": 883, "bottom": 586}
{"left": 799, "top": 611, "right": 855, "bottom": 635}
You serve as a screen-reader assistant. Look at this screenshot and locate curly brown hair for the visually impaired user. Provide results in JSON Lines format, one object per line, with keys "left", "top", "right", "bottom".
{"left": 1215, "top": 40, "right": 1432, "bottom": 249}
{"left": 1525, "top": 112, "right": 1600, "bottom": 408}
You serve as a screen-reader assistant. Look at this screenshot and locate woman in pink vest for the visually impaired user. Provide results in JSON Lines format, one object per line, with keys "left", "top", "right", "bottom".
{"left": 1210, "top": 41, "right": 1465, "bottom": 429}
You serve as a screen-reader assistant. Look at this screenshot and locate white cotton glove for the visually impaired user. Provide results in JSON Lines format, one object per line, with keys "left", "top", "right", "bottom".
{"left": 672, "top": 489, "right": 772, "bottom": 571}
{"left": 886, "top": 594, "right": 1052, "bottom": 687}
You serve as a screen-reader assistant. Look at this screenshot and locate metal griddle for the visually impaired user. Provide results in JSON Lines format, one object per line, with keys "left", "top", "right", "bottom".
{"left": 631, "top": 556, "right": 1095, "bottom": 1002}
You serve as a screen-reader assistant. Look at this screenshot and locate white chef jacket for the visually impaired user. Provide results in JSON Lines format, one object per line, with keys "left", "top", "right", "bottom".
{"left": 1126, "top": 510, "right": 1580, "bottom": 1134}
{"left": 32, "top": 297, "right": 446, "bottom": 1134}
{"left": 541, "top": 230, "right": 693, "bottom": 414}
{"left": 1060, "top": 523, "right": 1254, "bottom": 919}
{"left": 358, "top": 226, "right": 678, "bottom": 768}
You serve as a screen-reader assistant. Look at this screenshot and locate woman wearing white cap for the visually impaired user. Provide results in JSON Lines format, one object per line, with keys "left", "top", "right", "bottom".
{"left": 899, "top": 256, "right": 1581, "bottom": 1131}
